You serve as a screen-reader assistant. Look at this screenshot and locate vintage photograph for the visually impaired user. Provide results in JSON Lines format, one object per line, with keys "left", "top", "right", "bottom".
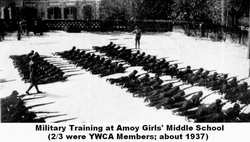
{"left": 0, "top": 0, "right": 250, "bottom": 123}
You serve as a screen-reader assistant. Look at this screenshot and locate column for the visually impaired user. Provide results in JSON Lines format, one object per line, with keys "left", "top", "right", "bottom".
{"left": 221, "top": 0, "right": 226, "bottom": 41}
{"left": 61, "top": 6, "right": 64, "bottom": 19}
{"left": 0, "top": 7, "right": 4, "bottom": 19}
{"left": 221, "top": 0, "right": 225, "bottom": 25}
{"left": 8, "top": 7, "right": 12, "bottom": 19}
{"left": 44, "top": 7, "right": 48, "bottom": 19}
{"left": 78, "top": 4, "right": 83, "bottom": 20}
{"left": 95, "top": 1, "right": 100, "bottom": 20}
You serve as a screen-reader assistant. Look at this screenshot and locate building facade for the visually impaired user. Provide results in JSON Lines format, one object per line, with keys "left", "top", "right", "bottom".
{"left": 0, "top": 0, "right": 100, "bottom": 20}
{"left": 23, "top": 0, "right": 100, "bottom": 20}
{"left": 0, "top": 0, "right": 23, "bottom": 19}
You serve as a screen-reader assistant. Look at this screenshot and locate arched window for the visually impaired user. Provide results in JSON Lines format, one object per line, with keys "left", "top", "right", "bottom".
{"left": 47, "top": 7, "right": 61, "bottom": 19}
{"left": 64, "top": 7, "right": 77, "bottom": 20}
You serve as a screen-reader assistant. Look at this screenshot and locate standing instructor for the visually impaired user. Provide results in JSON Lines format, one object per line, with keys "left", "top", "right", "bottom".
{"left": 133, "top": 26, "right": 142, "bottom": 49}
{"left": 26, "top": 55, "right": 42, "bottom": 95}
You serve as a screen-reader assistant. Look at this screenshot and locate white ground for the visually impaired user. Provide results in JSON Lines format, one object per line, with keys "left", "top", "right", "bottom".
{"left": 0, "top": 31, "right": 249, "bottom": 123}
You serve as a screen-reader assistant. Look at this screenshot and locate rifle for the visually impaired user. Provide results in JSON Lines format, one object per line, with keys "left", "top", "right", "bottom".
{"left": 60, "top": 66, "right": 78, "bottom": 70}
{"left": 63, "top": 69, "right": 82, "bottom": 73}
{"left": 34, "top": 111, "right": 60, "bottom": 114}
{"left": 178, "top": 67, "right": 186, "bottom": 70}
{"left": 42, "top": 55, "right": 56, "bottom": 59}
{"left": 175, "top": 83, "right": 186, "bottom": 87}
{"left": 123, "top": 65, "right": 130, "bottom": 68}
{"left": 159, "top": 57, "right": 170, "bottom": 60}
{"left": 62, "top": 68, "right": 81, "bottom": 72}
{"left": 45, "top": 58, "right": 66, "bottom": 62}
{"left": 85, "top": 51, "right": 96, "bottom": 54}
{"left": 226, "top": 76, "right": 237, "bottom": 81}
{"left": 192, "top": 69, "right": 200, "bottom": 71}
{"left": 207, "top": 70, "right": 216, "bottom": 72}
{"left": 64, "top": 73, "right": 85, "bottom": 78}
{"left": 80, "top": 49, "right": 94, "bottom": 51}
{"left": 56, "top": 65, "right": 76, "bottom": 68}
{"left": 164, "top": 78, "right": 181, "bottom": 82}
{"left": 167, "top": 60, "right": 179, "bottom": 63}
{"left": 173, "top": 80, "right": 183, "bottom": 84}
{"left": 116, "top": 44, "right": 126, "bottom": 46}
{"left": 170, "top": 62, "right": 183, "bottom": 66}
{"left": 136, "top": 73, "right": 148, "bottom": 78}
{"left": 184, "top": 91, "right": 201, "bottom": 98}
{"left": 111, "top": 60, "right": 127, "bottom": 64}
{"left": 237, "top": 77, "right": 249, "bottom": 83}
{"left": 182, "top": 85, "right": 195, "bottom": 91}
{"left": 46, "top": 61, "right": 67, "bottom": 65}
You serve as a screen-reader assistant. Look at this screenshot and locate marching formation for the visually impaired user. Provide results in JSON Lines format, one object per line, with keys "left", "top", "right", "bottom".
{"left": 10, "top": 51, "right": 67, "bottom": 85}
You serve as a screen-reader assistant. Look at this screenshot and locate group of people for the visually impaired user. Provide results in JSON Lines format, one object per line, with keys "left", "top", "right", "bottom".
{"left": 10, "top": 50, "right": 66, "bottom": 95}
{"left": 94, "top": 42, "right": 250, "bottom": 105}
{"left": 92, "top": 42, "right": 250, "bottom": 122}
{"left": 1, "top": 90, "right": 45, "bottom": 122}
{"left": 108, "top": 70, "right": 243, "bottom": 122}
{"left": 9, "top": 41, "right": 250, "bottom": 122}
{"left": 0, "top": 19, "right": 45, "bottom": 41}
{"left": 56, "top": 47, "right": 126, "bottom": 77}
{"left": 17, "top": 19, "right": 46, "bottom": 40}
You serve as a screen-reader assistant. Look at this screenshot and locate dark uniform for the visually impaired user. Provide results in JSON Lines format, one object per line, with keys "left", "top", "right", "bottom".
{"left": 133, "top": 26, "right": 142, "bottom": 49}
{"left": 0, "top": 20, "right": 5, "bottom": 41}
{"left": 26, "top": 56, "right": 42, "bottom": 95}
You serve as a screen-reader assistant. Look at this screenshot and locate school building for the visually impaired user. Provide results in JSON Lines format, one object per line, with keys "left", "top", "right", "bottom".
{"left": 0, "top": 0, "right": 100, "bottom": 20}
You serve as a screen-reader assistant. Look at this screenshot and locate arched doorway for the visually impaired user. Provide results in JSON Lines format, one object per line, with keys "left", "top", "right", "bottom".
{"left": 82, "top": 5, "right": 93, "bottom": 20}
{"left": 64, "top": 7, "right": 77, "bottom": 20}
{"left": 47, "top": 7, "right": 61, "bottom": 19}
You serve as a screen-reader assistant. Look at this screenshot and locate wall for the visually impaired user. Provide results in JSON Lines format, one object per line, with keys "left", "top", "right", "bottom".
{"left": 22, "top": 0, "right": 100, "bottom": 20}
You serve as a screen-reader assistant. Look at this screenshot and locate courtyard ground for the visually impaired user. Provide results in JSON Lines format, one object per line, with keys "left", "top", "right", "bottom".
{"left": 0, "top": 31, "right": 249, "bottom": 123}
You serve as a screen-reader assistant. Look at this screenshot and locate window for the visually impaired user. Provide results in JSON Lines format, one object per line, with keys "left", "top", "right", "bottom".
{"left": 64, "top": 7, "right": 77, "bottom": 20}
{"left": 48, "top": 7, "right": 61, "bottom": 19}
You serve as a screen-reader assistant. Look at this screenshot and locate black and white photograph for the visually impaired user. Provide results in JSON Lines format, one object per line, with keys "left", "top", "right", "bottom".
{"left": 0, "top": 0, "right": 250, "bottom": 141}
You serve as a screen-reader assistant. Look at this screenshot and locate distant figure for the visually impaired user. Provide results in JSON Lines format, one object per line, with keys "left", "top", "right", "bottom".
{"left": 199, "top": 22, "right": 204, "bottom": 37}
{"left": 26, "top": 54, "right": 42, "bottom": 95}
{"left": 0, "top": 20, "right": 5, "bottom": 41}
{"left": 33, "top": 19, "right": 38, "bottom": 35}
{"left": 17, "top": 20, "right": 22, "bottom": 40}
{"left": 133, "top": 26, "right": 142, "bottom": 49}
